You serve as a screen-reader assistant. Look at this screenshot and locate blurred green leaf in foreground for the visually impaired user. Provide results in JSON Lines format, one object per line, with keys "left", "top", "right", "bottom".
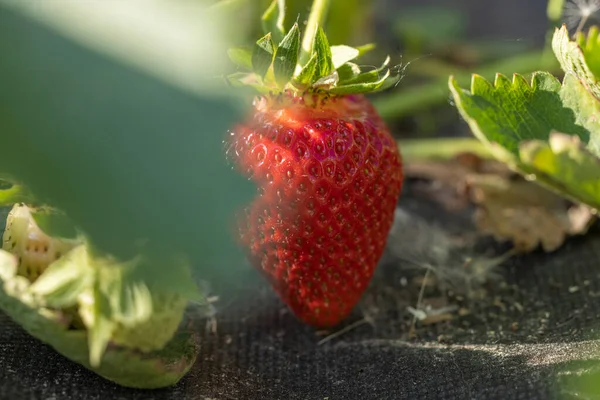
{"left": 0, "top": 0, "right": 263, "bottom": 385}
{"left": 0, "top": 1, "right": 256, "bottom": 286}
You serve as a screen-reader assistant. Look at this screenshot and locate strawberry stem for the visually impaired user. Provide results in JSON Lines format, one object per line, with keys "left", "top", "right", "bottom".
{"left": 299, "top": 0, "right": 331, "bottom": 67}
{"left": 398, "top": 138, "right": 492, "bottom": 163}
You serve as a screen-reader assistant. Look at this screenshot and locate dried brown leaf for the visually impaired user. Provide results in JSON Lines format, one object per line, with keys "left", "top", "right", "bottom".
{"left": 467, "top": 174, "right": 595, "bottom": 252}
{"left": 404, "top": 152, "right": 596, "bottom": 253}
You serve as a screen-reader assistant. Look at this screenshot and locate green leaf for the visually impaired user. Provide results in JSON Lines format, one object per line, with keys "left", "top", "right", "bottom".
{"left": 448, "top": 71, "right": 600, "bottom": 209}
{"left": 227, "top": 47, "right": 253, "bottom": 70}
{"left": 520, "top": 133, "right": 600, "bottom": 209}
{"left": 29, "top": 244, "right": 92, "bottom": 308}
{"left": 293, "top": 53, "right": 318, "bottom": 87}
{"left": 30, "top": 206, "right": 80, "bottom": 240}
{"left": 337, "top": 62, "right": 361, "bottom": 82}
{"left": 312, "top": 26, "right": 334, "bottom": 80}
{"left": 552, "top": 25, "right": 600, "bottom": 99}
{"left": 273, "top": 22, "right": 300, "bottom": 87}
{"left": 251, "top": 33, "right": 275, "bottom": 78}
{"left": 262, "top": 0, "right": 286, "bottom": 44}
{"left": 577, "top": 26, "right": 600, "bottom": 80}
{"left": 330, "top": 45, "right": 360, "bottom": 69}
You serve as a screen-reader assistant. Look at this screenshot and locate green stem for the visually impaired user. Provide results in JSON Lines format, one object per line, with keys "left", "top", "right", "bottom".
{"left": 374, "top": 49, "right": 561, "bottom": 120}
{"left": 398, "top": 138, "right": 492, "bottom": 163}
{"left": 299, "top": 0, "right": 331, "bottom": 66}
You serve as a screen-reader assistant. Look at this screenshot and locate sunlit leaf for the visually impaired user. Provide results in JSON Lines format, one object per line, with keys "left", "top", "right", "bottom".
{"left": 449, "top": 71, "right": 600, "bottom": 209}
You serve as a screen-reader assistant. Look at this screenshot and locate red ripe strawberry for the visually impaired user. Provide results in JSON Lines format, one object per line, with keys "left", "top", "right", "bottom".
{"left": 224, "top": 2, "right": 403, "bottom": 327}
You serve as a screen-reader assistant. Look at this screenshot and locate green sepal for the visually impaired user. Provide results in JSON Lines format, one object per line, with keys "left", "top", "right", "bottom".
{"left": 328, "top": 68, "right": 396, "bottom": 95}
{"left": 252, "top": 33, "right": 276, "bottom": 79}
{"left": 340, "top": 56, "right": 391, "bottom": 86}
{"left": 330, "top": 45, "right": 360, "bottom": 69}
{"left": 312, "top": 26, "right": 335, "bottom": 81}
{"left": 293, "top": 53, "right": 318, "bottom": 88}
{"left": 226, "top": 72, "right": 272, "bottom": 94}
{"left": 337, "top": 62, "right": 361, "bottom": 81}
{"left": 227, "top": 47, "right": 253, "bottom": 71}
{"left": 226, "top": 2, "right": 398, "bottom": 96}
{"left": 273, "top": 23, "right": 300, "bottom": 88}
{"left": 262, "top": 0, "right": 286, "bottom": 44}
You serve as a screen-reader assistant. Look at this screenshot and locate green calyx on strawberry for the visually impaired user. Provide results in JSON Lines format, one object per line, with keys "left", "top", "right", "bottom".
{"left": 225, "top": 0, "right": 404, "bottom": 327}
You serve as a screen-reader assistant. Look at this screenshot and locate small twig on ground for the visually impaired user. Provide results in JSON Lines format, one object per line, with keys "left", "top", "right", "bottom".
{"left": 317, "top": 318, "right": 370, "bottom": 346}
{"left": 409, "top": 268, "right": 431, "bottom": 339}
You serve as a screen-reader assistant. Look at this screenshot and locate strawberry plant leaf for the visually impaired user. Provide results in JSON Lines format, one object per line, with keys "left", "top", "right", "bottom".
{"left": 273, "top": 22, "right": 300, "bottom": 87}
{"left": 519, "top": 133, "right": 600, "bottom": 209}
{"left": 577, "top": 26, "right": 600, "bottom": 78}
{"left": 252, "top": 33, "right": 275, "bottom": 79}
{"left": 552, "top": 25, "right": 600, "bottom": 99}
{"left": 330, "top": 45, "right": 360, "bottom": 69}
{"left": 227, "top": 47, "right": 253, "bottom": 71}
{"left": 0, "top": 6, "right": 257, "bottom": 289}
{"left": 449, "top": 70, "right": 600, "bottom": 209}
{"left": 261, "top": 0, "right": 286, "bottom": 44}
{"left": 313, "top": 26, "right": 335, "bottom": 80}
